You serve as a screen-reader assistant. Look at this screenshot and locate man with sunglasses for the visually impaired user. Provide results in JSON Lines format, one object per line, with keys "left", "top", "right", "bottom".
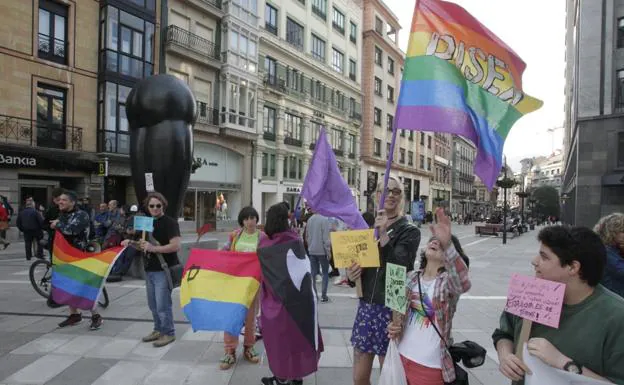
{"left": 492, "top": 226, "right": 624, "bottom": 384}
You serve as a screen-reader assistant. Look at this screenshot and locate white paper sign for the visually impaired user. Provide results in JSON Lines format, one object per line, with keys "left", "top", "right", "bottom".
{"left": 145, "top": 173, "right": 155, "bottom": 192}
{"left": 524, "top": 345, "right": 610, "bottom": 385}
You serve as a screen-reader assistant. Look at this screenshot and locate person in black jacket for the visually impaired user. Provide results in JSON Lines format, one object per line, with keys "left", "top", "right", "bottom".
{"left": 43, "top": 187, "right": 64, "bottom": 257}
{"left": 16, "top": 198, "right": 44, "bottom": 260}
{"left": 346, "top": 176, "right": 421, "bottom": 385}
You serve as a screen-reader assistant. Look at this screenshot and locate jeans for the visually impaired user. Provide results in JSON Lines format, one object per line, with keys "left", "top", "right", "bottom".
{"left": 309, "top": 254, "right": 329, "bottom": 298}
{"left": 23, "top": 231, "right": 43, "bottom": 260}
{"left": 146, "top": 271, "right": 174, "bottom": 336}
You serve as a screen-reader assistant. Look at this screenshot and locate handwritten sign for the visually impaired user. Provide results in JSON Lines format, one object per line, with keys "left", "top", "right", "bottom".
{"left": 385, "top": 263, "right": 407, "bottom": 314}
{"left": 330, "top": 229, "right": 380, "bottom": 268}
{"left": 504, "top": 274, "right": 565, "bottom": 328}
{"left": 134, "top": 215, "right": 154, "bottom": 233}
{"left": 145, "top": 173, "right": 155, "bottom": 192}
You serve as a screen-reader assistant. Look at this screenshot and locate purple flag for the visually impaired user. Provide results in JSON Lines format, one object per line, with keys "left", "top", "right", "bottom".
{"left": 301, "top": 128, "right": 368, "bottom": 230}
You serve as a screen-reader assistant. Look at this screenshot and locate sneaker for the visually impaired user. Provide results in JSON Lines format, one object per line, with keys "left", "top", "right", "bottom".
{"left": 153, "top": 334, "right": 175, "bottom": 348}
{"left": 243, "top": 346, "right": 260, "bottom": 363}
{"left": 220, "top": 352, "right": 236, "bottom": 370}
{"left": 142, "top": 330, "right": 161, "bottom": 342}
{"left": 58, "top": 313, "right": 82, "bottom": 328}
{"left": 89, "top": 314, "right": 103, "bottom": 330}
{"left": 320, "top": 296, "right": 330, "bottom": 303}
{"left": 3, "top": 242, "right": 10, "bottom": 250}
{"left": 315, "top": 276, "right": 322, "bottom": 283}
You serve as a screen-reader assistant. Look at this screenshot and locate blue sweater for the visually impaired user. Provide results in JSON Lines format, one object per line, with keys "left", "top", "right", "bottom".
{"left": 602, "top": 245, "right": 624, "bottom": 298}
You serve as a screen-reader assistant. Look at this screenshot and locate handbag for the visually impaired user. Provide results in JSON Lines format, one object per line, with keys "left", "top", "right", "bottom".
{"left": 148, "top": 233, "right": 183, "bottom": 290}
{"left": 416, "top": 272, "right": 485, "bottom": 385}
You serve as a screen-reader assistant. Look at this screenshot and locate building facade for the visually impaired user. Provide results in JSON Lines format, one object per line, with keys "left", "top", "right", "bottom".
{"left": 562, "top": 0, "right": 624, "bottom": 226}
{"left": 253, "top": 0, "right": 363, "bottom": 221}
{"left": 451, "top": 135, "right": 475, "bottom": 216}
{"left": 358, "top": 0, "right": 433, "bottom": 214}
{"left": 431, "top": 132, "right": 452, "bottom": 208}
{"left": 523, "top": 150, "right": 564, "bottom": 192}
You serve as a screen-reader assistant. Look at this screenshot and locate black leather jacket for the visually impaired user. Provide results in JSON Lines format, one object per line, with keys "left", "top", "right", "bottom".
{"left": 357, "top": 217, "right": 421, "bottom": 305}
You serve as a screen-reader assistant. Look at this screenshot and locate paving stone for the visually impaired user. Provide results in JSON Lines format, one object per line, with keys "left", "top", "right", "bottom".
{"left": 0, "top": 353, "right": 44, "bottom": 381}
{"left": 4, "top": 354, "right": 80, "bottom": 384}
{"left": 139, "top": 362, "right": 193, "bottom": 385}
{"left": 160, "top": 341, "right": 208, "bottom": 363}
{"left": 45, "top": 358, "right": 118, "bottom": 385}
{"left": 126, "top": 340, "right": 174, "bottom": 361}
{"left": 91, "top": 361, "right": 153, "bottom": 385}
{"left": 0, "top": 317, "right": 42, "bottom": 333}
{"left": 10, "top": 334, "right": 75, "bottom": 355}
{"left": 84, "top": 338, "right": 140, "bottom": 359}
{"left": 0, "top": 333, "right": 43, "bottom": 356}
{"left": 183, "top": 364, "right": 233, "bottom": 385}
{"left": 55, "top": 335, "right": 112, "bottom": 356}
{"left": 318, "top": 346, "right": 351, "bottom": 368}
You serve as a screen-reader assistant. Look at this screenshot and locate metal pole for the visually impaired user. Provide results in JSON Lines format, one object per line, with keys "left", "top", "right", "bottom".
{"left": 502, "top": 157, "right": 507, "bottom": 245}
{"left": 449, "top": 135, "right": 456, "bottom": 215}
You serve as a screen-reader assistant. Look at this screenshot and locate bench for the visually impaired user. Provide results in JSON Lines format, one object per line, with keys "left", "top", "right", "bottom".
{"left": 475, "top": 224, "right": 500, "bottom": 237}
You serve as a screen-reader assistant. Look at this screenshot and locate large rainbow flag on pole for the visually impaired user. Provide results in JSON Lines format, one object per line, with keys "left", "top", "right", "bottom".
{"left": 386, "top": 0, "right": 542, "bottom": 192}
{"left": 180, "top": 249, "right": 261, "bottom": 335}
{"left": 51, "top": 232, "right": 125, "bottom": 310}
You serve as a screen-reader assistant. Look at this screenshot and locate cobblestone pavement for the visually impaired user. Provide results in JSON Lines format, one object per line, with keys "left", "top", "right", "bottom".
{"left": 0, "top": 224, "right": 538, "bottom": 385}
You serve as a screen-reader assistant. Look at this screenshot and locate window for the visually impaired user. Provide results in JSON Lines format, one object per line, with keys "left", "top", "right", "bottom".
{"left": 261, "top": 153, "right": 276, "bottom": 177}
{"left": 386, "top": 143, "right": 391, "bottom": 160}
{"left": 330, "top": 128, "right": 343, "bottom": 150}
{"left": 375, "top": 16, "right": 383, "bottom": 34}
{"left": 101, "top": 6, "right": 155, "bottom": 78}
{"left": 366, "top": 139, "right": 377, "bottom": 157}
{"left": 350, "top": 22, "right": 357, "bottom": 43}
{"left": 286, "top": 18, "right": 303, "bottom": 50}
{"left": 374, "top": 108, "right": 381, "bottom": 125}
{"left": 98, "top": 82, "right": 132, "bottom": 154}
{"left": 618, "top": 70, "right": 624, "bottom": 109}
{"left": 408, "top": 151, "right": 414, "bottom": 166}
{"left": 420, "top": 155, "right": 425, "bottom": 169}
{"left": 311, "top": 34, "right": 325, "bottom": 62}
{"left": 375, "top": 46, "right": 382, "bottom": 66}
{"left": 427, "top": 135, "right": 432, "bottom": 149}
{"left": 283, "top": 156, "right": 304, "bottom": 180}
{"left": 285, "top": 113, "right": 302, "bottom": 141}
{"left": 348, "top": 134, "right": 356, "bottom": 156}
{"left": 421, "top": 132, "right": 425, "bottom": 145}
{"left": 399, "top": 148, "right": 405, "bottom": 164}
{"left": 263, "top": 106, "right": 276, "bottom": 136}
{"left": 427, "top": 157, "right": 432, "bottom": 171}
{"left": 36, "top": 83, "right": 67, "bottom": 149}
{"left": 347, "top": 168, "right": 356, "bottom": 186}
{"left": 374, "top": 77, "right": 382, "bottom": 95}
{"left": 386, "top": 114, "right": 393, "bottom": 131}
{"left": 332, "top": 48, "right": 344, "bottom": 73}
{"left": 38, "top": 0, "right": 68, "bottom": 64}
{"left": 265, "top": 4, "right": 277, "bottom": 35}
{"left": 388, "top": 57, "right": 395, "bottom": 75}
{"left": 310, "top": 121, "right": 322, "bottom": 143}
{"left": 265, "top": 56, "right": 277, "bottom": 84}
{"left": 409, "top": 131, "right": 414, "bottom": 141}
{"left": 332, "top": 7, "right": 345, "bottom": 34}
{"left": 387, "top": 85, "right": 394, "bottom": 103}
{"left": 618, "top": 133, "right": 624, "bottom": 167}
{"left": 349, "top": 59, "right": 356, "bottom": 81}
{"left": 618, "top": 18, "right": 624, "bottom": 48}
{"left": 312, "top": 0, "right": 327, "bottom": 19}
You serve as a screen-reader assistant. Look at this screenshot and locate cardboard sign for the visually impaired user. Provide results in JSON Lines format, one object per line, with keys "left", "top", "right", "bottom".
{"left": 330, "top": 229, "right": 380, "bottom": 268}
{"left": 523, "top": 344, "right": 609, "bottom": 385}
{"left": 134, "top": 215, "right": 154, "bottom": 233}
{"left": 145, "top": 173, "right": 155, "bottom": 192}
{"left": 504, "top": 274, "right": 565, "bottom": 328}
{"left": 385, "top": 263, "right": 407, "bottom": 314}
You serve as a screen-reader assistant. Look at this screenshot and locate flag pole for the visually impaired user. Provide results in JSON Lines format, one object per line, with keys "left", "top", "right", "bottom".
{"left": 377, "top": 114, "right": 400, "bottom": 236}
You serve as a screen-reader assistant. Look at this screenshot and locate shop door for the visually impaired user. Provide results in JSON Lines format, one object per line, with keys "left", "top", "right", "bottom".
{"left": 197, "top": 191, "right": 216, "bottom": 228}
{"left": 20, "top": 186, "right": 48, "bottom": 209}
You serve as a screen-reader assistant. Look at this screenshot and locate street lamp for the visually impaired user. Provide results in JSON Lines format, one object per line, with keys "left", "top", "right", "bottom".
{"left": 496, "top": 159, "right": 516, "bottom": 245}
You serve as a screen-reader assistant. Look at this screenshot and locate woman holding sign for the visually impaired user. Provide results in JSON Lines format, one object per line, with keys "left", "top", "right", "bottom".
{"left": 387, "top": 208, "right": 471, "bottom": 385}
{"left": 346, "top": 177, "right": 421, "bottom": 385}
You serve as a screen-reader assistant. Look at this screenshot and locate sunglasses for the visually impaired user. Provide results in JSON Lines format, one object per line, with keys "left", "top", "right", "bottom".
{"left": 385, "top": 188, "right": 402, "bottom": 196}
{"left": 149, "top": 204, "right": 162, "bottom": 209}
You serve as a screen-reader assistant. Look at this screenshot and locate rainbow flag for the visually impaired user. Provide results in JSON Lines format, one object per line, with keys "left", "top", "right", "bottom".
{"left": 50, "top": 232, "right": 124, "bottom": 310}
{"left": 180, "top": 249, "right": 261, "bottom": 335}
{"left": 396, "top": 0, "right": 542, "bottom": 189}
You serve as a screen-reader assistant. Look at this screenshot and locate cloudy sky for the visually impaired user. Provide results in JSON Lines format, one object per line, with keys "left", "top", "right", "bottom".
{"left": 383, "top": 0, "right": 566, "bottom": 170}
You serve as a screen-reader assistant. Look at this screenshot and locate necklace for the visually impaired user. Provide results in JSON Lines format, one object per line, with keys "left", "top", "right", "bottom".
{"left": 387, "top": 215, "right": 399, "bottom": 220}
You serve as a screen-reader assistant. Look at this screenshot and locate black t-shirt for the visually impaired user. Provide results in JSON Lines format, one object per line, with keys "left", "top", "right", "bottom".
{"left": 144, "top": 215, "right": 181, "bottom": 272}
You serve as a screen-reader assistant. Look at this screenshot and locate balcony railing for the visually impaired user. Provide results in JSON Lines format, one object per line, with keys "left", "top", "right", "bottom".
{"left": 196, "top": 0, "right": 222, "bottom": 10}
{"left": 309, "top": 143, "right": 316, "bottom": 150}
{"left": 38, "top": 33, "right": 67, "bottom": 64}
{"left": 349, "top": 153, "right": 355, "bottom": 159}
{"left": 312, "top": 6, "right": 326, "bottom": 20}
{"left": 0, "top": 114, "right": 82, "bottom": 150}
{"left": 332, "top": 23, "right": 345, "bottom": 35}
{"left": 196, "top": 101, "right": 219, "bottom": 126}
{"left": 165, "top": 25, "right": 220, "bottom": 61}
{"left": 264, "top": 75, "right": 287, "bottom": 92}
{"left": 284, "top": 136, "right": 302, "bottom": 147}
{"left": 263, "top": 131, "right": 276, "bottom": 141}
{"left": 265, "top": 23, "right": 278, "bottom": 36}
{"left": 349, "top": 73, "right": 356, "bottom": 81}
{"left": 333, "top": 148, "right": 344, "bottom": 157}
{"left": 98, "top": 130, "right": 130, "bottom": 154}
{"left": 349, "top": 110, "right": 362, "bottom": 121}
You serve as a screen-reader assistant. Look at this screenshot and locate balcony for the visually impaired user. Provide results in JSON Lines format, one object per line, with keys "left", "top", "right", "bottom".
{"left": 263, "top": 131, "right": 276, "bottom": 141}
{"left": 38, "top": 33, "right": 67, "bottom": 65}
{"left": 332, "top": 22, "right": 345, "bottom": 35}
{"left": 309, "top": 143, "right": 315, "bottom": 150}
{"left": 185, "top": 0, "right": 223, "bottom": 18}
{"left": 98, "top": 130, "right": 130, "bottom": 155}
{"left": 0, "top": 114, "right": 82, "bottom": 150}
{"left": 265, "top": 23, "right": 278, "bottom": 36}
{"left": 312, "top": 6, "right": 326, "bottom": 20}
{"left": 264, "top": 75, "right": 287, "bottom": 93}
{"left": 333, "top": 149, "right": 344, "bottom": 157}
{"left": 284, "top": 136, "right": 302, "bottom": 147}
{"left": 165, "top": 25, "right": 220, "bottom": 68}
{"left": 348, "top": 153, "right": 355, "bottom": 159}
{"left": 195, "top": 101, "right": 219, "bottom": 126}
{"left": 349, "top": 110, "right": 362, "bottom": 121}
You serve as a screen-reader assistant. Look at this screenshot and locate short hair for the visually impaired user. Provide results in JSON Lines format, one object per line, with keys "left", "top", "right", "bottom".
{"left": 143, "top": 192, "right": 168, "bottom": 210}
{"left": 61, "top": 190, "right": 78, "bottom": 203}
{"left": 238, "top": 206, "right": 259, "bottom": 227}
{"left": 538, "top": 226, "right": 606, "bottom": 287}
{"left": 264, "top": 202, "right": 290, "bottom": 238}
{"left": 52, "top": 188, "right": 65, "bottom": 198}
{"left": 593, "top": 213, "right": 624, "bottom": 247}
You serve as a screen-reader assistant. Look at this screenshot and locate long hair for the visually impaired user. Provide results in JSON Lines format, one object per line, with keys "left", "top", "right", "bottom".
{"left": 419, "top": 235, "right": 470, "bottom": 273}
{"left": 264, "top": 202, "right": 290, "bottom": 238}
{"left": 594, "top": 213, "right": 624, "bottom": 247}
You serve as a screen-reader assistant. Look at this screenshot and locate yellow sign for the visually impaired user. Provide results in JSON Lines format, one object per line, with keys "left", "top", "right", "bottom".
{"left": 98, "top": 161, "right": 106, "bottom": 177}
{"left": 330, "top": 229, "right": 380, "bottom": 268}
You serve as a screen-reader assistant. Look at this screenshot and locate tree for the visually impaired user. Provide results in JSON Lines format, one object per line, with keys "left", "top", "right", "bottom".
{"left": 531, "top": 186, "right": 560, "bottom": 218}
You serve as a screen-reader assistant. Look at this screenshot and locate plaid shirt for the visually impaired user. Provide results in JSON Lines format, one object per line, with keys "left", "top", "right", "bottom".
{"left": 403, "top": 244, "right": 471, "bottom": 383}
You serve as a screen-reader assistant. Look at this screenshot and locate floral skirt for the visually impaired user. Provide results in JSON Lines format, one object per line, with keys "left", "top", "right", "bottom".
{"left": 350, "top": 299, "right": 392, "bottom": 356}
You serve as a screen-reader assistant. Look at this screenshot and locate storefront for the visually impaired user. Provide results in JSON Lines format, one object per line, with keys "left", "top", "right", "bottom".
{"left": 181, "top": 142, "right": 244, "bottom": 232}
{"left": 282, "top": 185, "right": 302, "bottom": 213}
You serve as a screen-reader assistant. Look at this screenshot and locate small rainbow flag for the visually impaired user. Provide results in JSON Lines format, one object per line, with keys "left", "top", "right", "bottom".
{"left": 51, "top": 232, "right": 124, "bottom": 310}
{"left": 396, "top": 0, "right": 542, "bottom": 189}
{"left": 180, "top": 249, "right": 261, "bottom": 335}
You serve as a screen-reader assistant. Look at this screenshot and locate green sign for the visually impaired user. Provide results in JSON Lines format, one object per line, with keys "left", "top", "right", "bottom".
{"left": 385, "top": 263, "right": 407, "bottom": 314}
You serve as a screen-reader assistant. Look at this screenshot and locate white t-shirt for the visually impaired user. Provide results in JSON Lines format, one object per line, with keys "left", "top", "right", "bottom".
{"left": 398, "top": 277, "right": 442, "bottom": 368}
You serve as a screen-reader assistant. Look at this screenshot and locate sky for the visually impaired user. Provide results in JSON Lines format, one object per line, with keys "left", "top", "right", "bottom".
{"left": 383, "top": 0, "right": 566, "bottom": 171}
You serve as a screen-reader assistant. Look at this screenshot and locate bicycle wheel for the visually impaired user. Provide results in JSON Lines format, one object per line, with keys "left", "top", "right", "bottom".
{"left": 29, "top": 259, "right": 52, "bottom": 299}
{"left": 98, "top": 287, "right": 109, "bottom": 308}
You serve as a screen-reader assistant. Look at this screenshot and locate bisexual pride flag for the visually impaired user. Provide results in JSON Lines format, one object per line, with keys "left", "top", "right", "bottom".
{"left": 51, "top": 232, "right": 124, "bottom": 310}
{"left": 180, "top": 249, "right": 261, "bottom": 335}
{"left": 394, "top": 0, "right": 542, "bottom": 189}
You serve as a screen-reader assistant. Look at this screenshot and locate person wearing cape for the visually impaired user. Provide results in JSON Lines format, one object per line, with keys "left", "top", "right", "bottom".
{"left": 257, "top": 202, "right": 324, "bottom": 385}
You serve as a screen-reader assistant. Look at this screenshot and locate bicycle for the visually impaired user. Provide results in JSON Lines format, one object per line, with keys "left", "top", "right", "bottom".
{"left": 29, "top": 240, "right": 110, "bottom": 308}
